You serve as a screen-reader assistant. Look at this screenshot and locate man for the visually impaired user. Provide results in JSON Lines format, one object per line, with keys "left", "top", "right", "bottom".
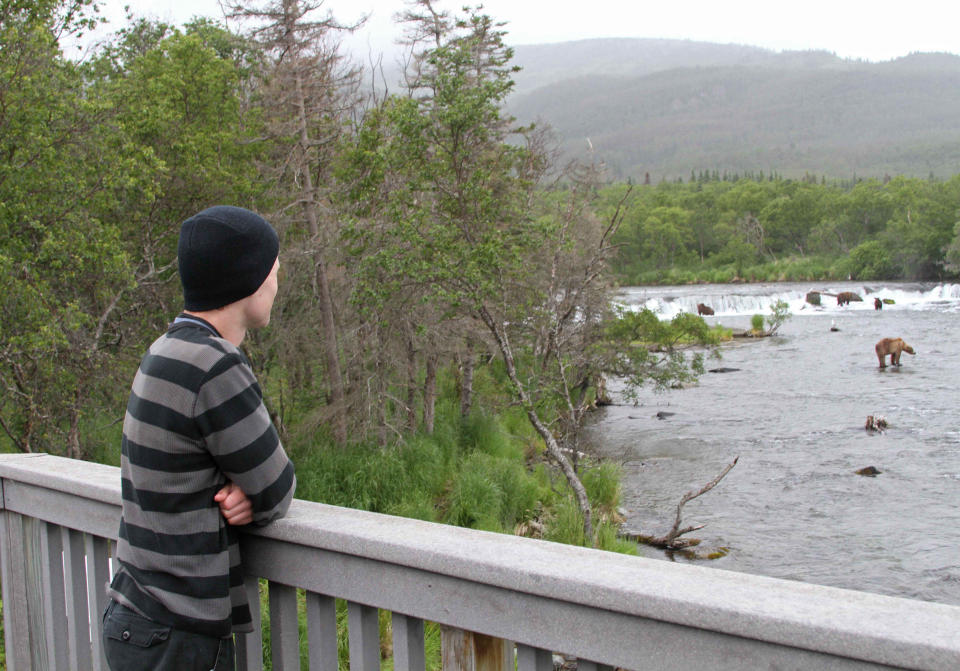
{"left": 103, "top": 206, "right": 296, "bottom": 670}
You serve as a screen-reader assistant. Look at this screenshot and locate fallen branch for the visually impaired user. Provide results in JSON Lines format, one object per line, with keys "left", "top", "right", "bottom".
{"left": 636, "top": 456, "right": 739, "bottom": 550}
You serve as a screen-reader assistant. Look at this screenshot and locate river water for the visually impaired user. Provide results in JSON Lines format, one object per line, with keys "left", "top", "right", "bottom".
{"left": 585, "top": 281, "right": 960, "bottom": 606}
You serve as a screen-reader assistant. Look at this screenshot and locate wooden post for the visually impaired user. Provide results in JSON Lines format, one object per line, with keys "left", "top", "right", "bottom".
{"left": 441, "top": 626, "right": 512, "bottom": 671}
{"left": 1, "top": 510, "right": 32, "bottom": 671}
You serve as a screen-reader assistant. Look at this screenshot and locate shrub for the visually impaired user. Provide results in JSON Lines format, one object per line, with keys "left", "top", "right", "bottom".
{"left": 543, "top": 497, "right": 586, "bottom": 546}
{"left": 595, "top": 521, "right": 639, "bottom": 555}
{"left": 445, "top": 463, "right": 504, "bottom": 531}
{"left": 847, "top": 240, "right": 901, "bottom": 279}
{"left": 581, "top": 461, "right": 622, "bottom": 512}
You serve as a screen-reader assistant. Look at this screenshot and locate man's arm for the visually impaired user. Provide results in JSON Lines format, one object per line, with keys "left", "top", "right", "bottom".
{"left": 198, "top": 351, "right": 296, "bottom": 525}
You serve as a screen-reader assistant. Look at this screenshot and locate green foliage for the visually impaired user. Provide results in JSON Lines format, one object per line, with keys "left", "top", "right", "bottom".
{"left": 604, "top": 308, "right": 720, "bottom": 398}
{"left": 945, "top": 220, "right": 960, "bottom": 269}
{"left": 581, "top": 461, "right": 622, "bottom": 512}
{"left": 751, "top": 314, "right": 765, "bottom": 332}
{"left": 289, "top": 406, "right": 549, "bottom": 535}
{"left": 607, "top": 176, "right": 960, "bottom": 284}
{"left": 847, "top": 240, "right": 900, "bottom": 279}
{"left": 594, "top": 521, "right": 640, "bottom": 555}
{"left": 0, "top": 0, "right": 145, "bottom": 454}
{"left": 765, "top": 299, "right": 792, "bottom": 335}
{"left": 543, "top": 497, "right": 586, "bottom": 546}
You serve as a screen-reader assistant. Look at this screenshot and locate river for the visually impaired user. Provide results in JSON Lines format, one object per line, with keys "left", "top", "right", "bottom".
{"left": 585, "top": 281, "right": 960, "bottom": 606}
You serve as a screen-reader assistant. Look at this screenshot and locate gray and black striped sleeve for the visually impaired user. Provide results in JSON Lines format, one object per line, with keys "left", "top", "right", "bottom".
{"left": 195, "top": 349, "right": 295, "bottom": 525}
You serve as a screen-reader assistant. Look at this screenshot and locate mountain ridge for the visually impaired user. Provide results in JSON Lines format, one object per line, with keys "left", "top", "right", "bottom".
{"left": 505, "top": 38, "right": 960, "bottom": 180}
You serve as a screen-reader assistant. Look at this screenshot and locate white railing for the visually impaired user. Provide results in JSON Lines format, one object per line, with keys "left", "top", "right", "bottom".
{"left": 1, "top": 453, "right": 959, "bottom": 670}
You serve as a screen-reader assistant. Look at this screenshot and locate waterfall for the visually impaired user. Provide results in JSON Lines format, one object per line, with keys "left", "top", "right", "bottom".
{"left": 616, "top": 282, "right": 960, "bottom": 318}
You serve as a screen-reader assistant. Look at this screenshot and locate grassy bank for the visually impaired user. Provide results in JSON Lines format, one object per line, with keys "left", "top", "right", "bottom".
{"left": 626, "top": 254, "right": 851, "bottom": 285}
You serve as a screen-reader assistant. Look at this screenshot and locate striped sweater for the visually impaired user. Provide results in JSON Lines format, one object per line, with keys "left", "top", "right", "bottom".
{"left": 108, "top": 315, "right": 295, "bottom": 637}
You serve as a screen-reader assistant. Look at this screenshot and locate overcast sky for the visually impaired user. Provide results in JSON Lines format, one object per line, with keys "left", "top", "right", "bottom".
{"left": 80, "top": 0, "right": 960, "bottom": 62}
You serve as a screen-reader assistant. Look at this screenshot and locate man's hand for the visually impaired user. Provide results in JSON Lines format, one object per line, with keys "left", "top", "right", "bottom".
{"left": 215, "top": 482, "right": 253, "bottom": 526}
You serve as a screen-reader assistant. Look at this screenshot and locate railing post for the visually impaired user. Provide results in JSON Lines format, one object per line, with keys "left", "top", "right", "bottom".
{"left": 441, "top": 627, "right": 512, "bottom": 671}
{"left": 516, "top": 644, "right": 552, "bottom": 671}
{"left": 84, "top": 534, "right": 110, "bottom": 669}
{"left": 306, "top": 592, "right": 338, "bottom": 671}
{"left": 1, "top": 510, "right": 32, "bottom": 671}
{"left": 348, "top": 601, "right": 380, "bottom": 671}
{"left": 269, "top": 581, "right": 300, "bottom": 671}
{"left": 62, "top": 528, "right": 94, "bottom": 670}
{"left": 392, "top": 613, "right": 425, "bottom": 671}
{"left": 40, "top": 522, "right": 69, "bottom": 669}
{"left": 236, "top": 575, "right": 264, "bottom": 671}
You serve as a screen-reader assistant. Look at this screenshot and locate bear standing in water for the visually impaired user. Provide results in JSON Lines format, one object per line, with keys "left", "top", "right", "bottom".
{"left": 875, "top": 337, "right": 916, "bottom": 368}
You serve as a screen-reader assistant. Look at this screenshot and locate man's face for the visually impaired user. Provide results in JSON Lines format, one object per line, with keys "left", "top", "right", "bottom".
{"left": 244, "top": 257, "right": 280, "bottom": 328}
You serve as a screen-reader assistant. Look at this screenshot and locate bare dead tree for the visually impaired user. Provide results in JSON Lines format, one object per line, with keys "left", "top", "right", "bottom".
{"left": 226, "top": 0, "right": 365, "bottom": 444}
{"left": 637, "top": 456, "right": 739, "bottom": 550}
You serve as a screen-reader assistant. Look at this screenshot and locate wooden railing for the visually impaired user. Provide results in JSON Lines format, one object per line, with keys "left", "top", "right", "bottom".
{"left": 1, "top": 453, "right": 959, "bottom": 670}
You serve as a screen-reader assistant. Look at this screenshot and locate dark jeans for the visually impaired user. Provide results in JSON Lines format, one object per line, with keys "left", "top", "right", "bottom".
{"left": 102, "top": 599, "right": 235, "bottom": 671}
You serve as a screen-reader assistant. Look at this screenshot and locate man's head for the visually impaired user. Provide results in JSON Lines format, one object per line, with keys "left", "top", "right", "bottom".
{"left": 178, "top": 206, "right": 279, "bottom": 311}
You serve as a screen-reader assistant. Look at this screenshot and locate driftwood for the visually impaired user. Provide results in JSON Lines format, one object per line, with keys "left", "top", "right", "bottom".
{"left": 634, "top": 456, "right": 739, "bottom": 550}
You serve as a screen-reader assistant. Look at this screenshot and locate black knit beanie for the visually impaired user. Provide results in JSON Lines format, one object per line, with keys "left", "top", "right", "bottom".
{"left": 178, "top": 206, "right": 279, "bottom": 311}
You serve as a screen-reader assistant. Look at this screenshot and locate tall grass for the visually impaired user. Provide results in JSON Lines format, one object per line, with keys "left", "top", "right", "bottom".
{"left": 627, "top": 254, "right": 848, "bottom": 285}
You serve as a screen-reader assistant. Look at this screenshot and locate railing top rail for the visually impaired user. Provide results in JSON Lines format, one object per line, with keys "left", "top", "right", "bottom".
{"left": 2, "top": 452, "right": 959, "bottom": 670}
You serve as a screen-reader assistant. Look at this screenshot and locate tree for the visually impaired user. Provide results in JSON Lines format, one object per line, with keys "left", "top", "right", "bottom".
{"left": 0, "top": 0, "right": 142, "bottom": 455}
{"left": 96, "top": 20, "right": 267, "bottom": 323}
{"left": 764, "top": 299, "right": 791, "bottom": 336}
{"left": 640, "top": 206, "right": 694, "bottom": 269}
{"left": 343, "top": 1, "right": 619, "bottom": 541}
{"left": 760, "top": 183, "right": 821, "bottom": 257}
{"left": 846, "top": 240, "right": 899, "bottom": 279}
{"left": 227, "top": 0, "right": 363, "bottom": 445}
{"left": 944, "top": 220, "right": 960, "bottom": 271}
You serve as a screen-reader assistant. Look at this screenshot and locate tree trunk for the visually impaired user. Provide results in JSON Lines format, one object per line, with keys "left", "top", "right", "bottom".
{"left": 423, "top": 353, "right": 437, "bottom": 434}
{"left": 313, "top": 256, "right": 347, "bottom": 444}
{"left": 376, "top": 327, "right": 388, "bottom": 447}
{"left": 478, "top": 306, "right": 594, "bottom": 542}
{"left": 67, "top": 386, "right": 82, "bottom": 460}
{"left": 459, "top": 344, "right": 475, "bottom": 419}
{"left": 288, "top": 50, "right": 347, "bottom": 444}
{"left": 406, "top": 330, "right": 418, "bottom": 431}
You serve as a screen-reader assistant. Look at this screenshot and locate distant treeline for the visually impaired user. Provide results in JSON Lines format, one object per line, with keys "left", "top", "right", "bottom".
{"left": 601, "top": 173, "right": 960, "bottom": 285}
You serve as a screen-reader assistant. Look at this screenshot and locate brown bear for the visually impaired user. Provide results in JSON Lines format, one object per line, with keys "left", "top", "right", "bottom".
{"left": 875, "top": 337, "right": 915, "bottom": 368}
{"left": 837, "top": 291, "right": 863, "bottom": 306}
{"left": 697, "top": 303, "right": 714, "bottom": 316}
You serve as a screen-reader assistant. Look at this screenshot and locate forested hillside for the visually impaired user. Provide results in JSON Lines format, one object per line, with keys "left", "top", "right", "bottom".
{"left": 507, "top": 39, "right": 960, "bottom": 181}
